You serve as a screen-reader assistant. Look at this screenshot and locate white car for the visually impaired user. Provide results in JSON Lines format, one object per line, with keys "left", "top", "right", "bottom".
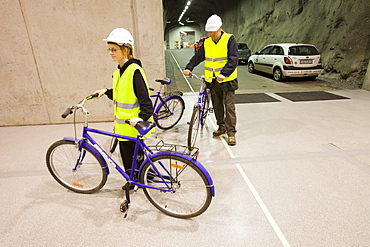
{"left": 247, "top": 43, "right": 322, "bottom": 81}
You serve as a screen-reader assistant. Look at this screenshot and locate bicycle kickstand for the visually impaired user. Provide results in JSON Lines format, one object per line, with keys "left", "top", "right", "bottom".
{"left": 120, "top": 182, "right": 132, "bottom": 218}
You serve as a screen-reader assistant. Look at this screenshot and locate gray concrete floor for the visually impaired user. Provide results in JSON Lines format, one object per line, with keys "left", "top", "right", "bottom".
{"left": 1, "top": 89, "right": 370, "bottom": 246}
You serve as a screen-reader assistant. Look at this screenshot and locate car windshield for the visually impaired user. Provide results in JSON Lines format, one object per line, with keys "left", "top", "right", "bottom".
{"left": 288, "top": 46, "right": 319, "bottom": 55}
{"left": 259, "top": 46, "right": 272, "bottom": 54}
{"left": 238, "top": 43, "right": 248, "bottom": 49}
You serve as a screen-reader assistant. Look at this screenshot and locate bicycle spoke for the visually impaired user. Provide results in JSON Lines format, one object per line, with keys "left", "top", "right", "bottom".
{"left": 140, "top": 154, "right": 212, "bottom": 218}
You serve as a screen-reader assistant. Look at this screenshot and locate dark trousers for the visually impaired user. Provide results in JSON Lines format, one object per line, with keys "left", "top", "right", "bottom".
{"left": 210, "top": 80, "right": 237, "bottom": 137}
{"left": 119, "top": 140, "right": 143, "bottom": 174}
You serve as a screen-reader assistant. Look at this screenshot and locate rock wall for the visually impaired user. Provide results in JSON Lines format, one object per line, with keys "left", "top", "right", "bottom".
{"left": 189, "top": 0, "right": 370, "bottom": 88}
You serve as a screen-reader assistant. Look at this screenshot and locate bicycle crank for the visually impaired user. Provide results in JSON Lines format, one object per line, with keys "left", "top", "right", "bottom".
{"left": 120, "top": 182, "right": 132, "bottom": 218}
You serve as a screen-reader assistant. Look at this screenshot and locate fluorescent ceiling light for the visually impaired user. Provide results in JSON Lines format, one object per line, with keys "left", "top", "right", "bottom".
{"left": 178, "top": 0, "right": 192, "bottom": 23}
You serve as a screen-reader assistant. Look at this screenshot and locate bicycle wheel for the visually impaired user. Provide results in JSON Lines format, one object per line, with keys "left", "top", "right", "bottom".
{"left": 46, "top": 140, "right": 107, "bottom": 194}
{"left": 201, "top": 93, "right": 210, "bottom": 126}
{"left": 187, "top": 106, "right": 201, "bottom": 150}
{"left": 154, "top": 95, "right": 185, "bottom": 130}
{"left": 109, "top": 137, "right": 118, "bottom": 153}
{"left": 140, "top": 154, "right": 212, "bottom": 218}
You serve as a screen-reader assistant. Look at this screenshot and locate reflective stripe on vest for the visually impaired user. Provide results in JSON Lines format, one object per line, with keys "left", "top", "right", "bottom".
{"left": 112, "top": 63, "right": 153, "bottom": 141}
{"left": 204, "top": 33, "right": 237, "bottom": 83}
{"left": 114, "top": 100, "right": 140, "bottom": 110}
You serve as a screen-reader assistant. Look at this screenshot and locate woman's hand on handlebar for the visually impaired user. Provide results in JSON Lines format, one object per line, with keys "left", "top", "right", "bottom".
{"left": 94, "top": 88, "right": 108, "bottom": 99}
{"left": 129, "top": 117, "right": 143, "bottom": 127}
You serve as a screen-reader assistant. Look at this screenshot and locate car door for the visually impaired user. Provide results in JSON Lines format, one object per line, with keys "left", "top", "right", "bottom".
{"left": 254, "top": 45, "right": 273, "bottom": 73}
{"left": 264, "top": 46, "right": 284, "bottom": 74}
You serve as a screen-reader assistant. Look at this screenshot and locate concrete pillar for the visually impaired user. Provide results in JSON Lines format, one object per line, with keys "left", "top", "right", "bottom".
{"left": 0, "top": 0, "right": 164, "bottom": 126}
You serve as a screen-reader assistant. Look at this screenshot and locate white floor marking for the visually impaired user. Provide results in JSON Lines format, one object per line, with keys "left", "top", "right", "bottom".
{"left": 171, "top": 52, "right": 291, "bottom": 246}
{"left": 169, "top": 50, "right": 195, "bottom": 94}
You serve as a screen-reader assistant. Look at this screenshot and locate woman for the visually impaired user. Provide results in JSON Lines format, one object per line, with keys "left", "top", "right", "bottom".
{"left": 95, "top": 28, "right": 153, "bottom": 177}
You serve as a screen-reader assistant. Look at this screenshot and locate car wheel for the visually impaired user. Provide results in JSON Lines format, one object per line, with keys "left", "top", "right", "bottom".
{"left": 273, "top": 67, "right": 284, "bottom": 81}
{"left": 248, "top": 62, "right": 255, "bottom": 73}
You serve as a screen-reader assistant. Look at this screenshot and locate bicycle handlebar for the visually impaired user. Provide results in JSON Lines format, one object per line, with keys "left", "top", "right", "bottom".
{"left": 187, "top": 73, "right": 215, "bottom": 82}
{"left": 125, "top": 120, "right": 156, "bottom": 135}
{"left": 86, "top": 93, "right": 99, "bottom": 100}
{"left": 61, "top": 106, "right": 74, "bottom": 118}
{"left": 61, "top": 93, "right": 99, "bottom": 118}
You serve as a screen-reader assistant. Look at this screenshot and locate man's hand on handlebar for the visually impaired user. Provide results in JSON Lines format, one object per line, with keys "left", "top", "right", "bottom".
{"left": 216, "top": 74, "right": 225, "bottom": 82}
{"left": 183, "top": 69, "right": 191, "bottom": 76}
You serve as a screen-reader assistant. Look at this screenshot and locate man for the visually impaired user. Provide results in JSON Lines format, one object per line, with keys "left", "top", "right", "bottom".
{"left": 183, "top": 14, "right": 238, "bottom": 146}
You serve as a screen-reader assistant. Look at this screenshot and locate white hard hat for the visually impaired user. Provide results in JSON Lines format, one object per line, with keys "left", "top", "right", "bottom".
{"left": 103, "top": 28, "right": 134, "bottom": 46}
{"left": 205, "top": 14, "right": 222, "bottom": 32}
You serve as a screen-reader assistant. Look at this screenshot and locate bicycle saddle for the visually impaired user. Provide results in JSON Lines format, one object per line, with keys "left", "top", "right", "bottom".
{"left": 155, "top": 78, "right": 172, "bottom": 85}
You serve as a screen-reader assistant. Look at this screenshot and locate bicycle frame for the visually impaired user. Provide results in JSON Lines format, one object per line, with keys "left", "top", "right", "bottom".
{"left": 194, "top": 83, "right": 210, "bottom": 119}
{"left": 66, "top": 125, "right": 214, "bottom": 195}
{"left": 150, "top": 92, "right": 174, "bottom": 121}
{"left": 70, "top": 126, "right": 179, "bottom": 191}
{"left": 191, "top": 74, "right": 213, "bottom": 128}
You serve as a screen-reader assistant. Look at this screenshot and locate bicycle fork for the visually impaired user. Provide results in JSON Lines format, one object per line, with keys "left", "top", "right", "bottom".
{"left": 73, "top": 139, "right": 87, "bottom": 171}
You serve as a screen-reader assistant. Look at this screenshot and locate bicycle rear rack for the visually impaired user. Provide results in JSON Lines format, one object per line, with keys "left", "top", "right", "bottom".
{"left": 150, "top": 140, "right": 199, "bottom": 160}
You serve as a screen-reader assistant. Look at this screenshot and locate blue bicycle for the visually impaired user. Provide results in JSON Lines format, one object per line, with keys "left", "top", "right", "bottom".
{"left": 109, "top": 78, "right": 185, "bottom": 153}
{"left": 151, "top": 78, "right": 185, "bottom": 130}
{"left": 187, "top": 74, "right": 214, "bottom": 150}
{"left": 46, "top": 94, "right": 214, "bottom": 218}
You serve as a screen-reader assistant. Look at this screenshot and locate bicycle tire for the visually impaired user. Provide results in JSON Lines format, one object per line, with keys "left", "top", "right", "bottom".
{"left": 46, "top": 140, "right": 107, "bottom": 194}
{"left": 155, "top": 95, "right": 185, "bottom": 130}
{"left": 109, "top": 137, "right": 118, "bottom": 153}
{"left": 201, "top": 93, "right": 210, "bottom": 126}
{"left": 187, "top": 106, "right": 201, "bottom": 150}
{"left": 140, "top": 154, "right": 212, "bottom": 218}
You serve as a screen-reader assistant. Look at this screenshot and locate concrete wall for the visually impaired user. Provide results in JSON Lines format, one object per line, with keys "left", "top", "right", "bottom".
{"left": 0, "top": 0, "right": 165, "bottom": 126}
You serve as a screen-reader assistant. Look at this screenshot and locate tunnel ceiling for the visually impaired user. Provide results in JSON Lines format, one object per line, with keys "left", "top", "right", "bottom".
{"left": 162, "top": 0, "right": 232, "bottom": 32}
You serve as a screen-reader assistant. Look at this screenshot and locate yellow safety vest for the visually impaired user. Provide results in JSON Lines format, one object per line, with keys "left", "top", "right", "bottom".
{"left": 112, "top": 63, "right": 153, "bottom": 141}
{"left": 204, "top": 32, "right": 237, "bottom": 83}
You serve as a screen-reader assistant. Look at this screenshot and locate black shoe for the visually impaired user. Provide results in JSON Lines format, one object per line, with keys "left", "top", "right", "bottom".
{"left": 122, "top": 183, "right": 135, "bottom": 190}
{"left": 213, "top": 129, "right": 226, "bottom": 136}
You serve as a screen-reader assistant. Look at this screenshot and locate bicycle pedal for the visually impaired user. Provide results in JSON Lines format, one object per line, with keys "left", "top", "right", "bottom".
{"left": 120, "top": 200, "right": 130, "bottom": 217}
{"left": 133, "top": 185, "right": 139, "bottom": 192}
